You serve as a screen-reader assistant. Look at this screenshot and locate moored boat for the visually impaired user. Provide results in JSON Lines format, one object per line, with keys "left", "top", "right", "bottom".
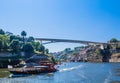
{"left": 9, "top": 66, "right": 57, "bottom": 75}
{"left": 9, "top": 61, "right": 58, "bottom": 75}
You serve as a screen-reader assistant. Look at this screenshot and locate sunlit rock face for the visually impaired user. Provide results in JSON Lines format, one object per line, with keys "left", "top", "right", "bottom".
{"left": 109, "top": 53, "right": 120, "bottom": 62}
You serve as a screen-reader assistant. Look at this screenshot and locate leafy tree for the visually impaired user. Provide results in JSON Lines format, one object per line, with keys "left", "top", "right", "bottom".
{"left": 32, "top": 42, "right": 40, "bottom": 51}
{"left": 39, "top": 45, "right": 45, "bottom": 53}
{"left": 45, "top": 49, "right": 49, "bottom": 54}
{"left": 10, "top": 35, "right": 16, "bottom": 42}
{"left": 10, "top": 39, "right": 20, "bottom": 52}
{"left": 0, "top": 29, "right": 5, "bottom": 35}
{"left": 27, "top": 36, "right": 34, "bottom": 42}
{"left": 21, "top": 31, "right": 27, "bottom": 43}
{"left": 16, "top": 35, "right": 22, "bottom": 41}
{"left": 0, "top": 39, "right": 3, "bottom": 51}
{"left": 22, "top": 43, "right": 34, "bottom": 52}
{"left": 64, "top": 48, "right": 71, "bottom": 52}
{"left": 0, "top": 35, "right": 9, "bottom": 51}
{"left": 110, "top": 38, "right": 118, "bottom": 43}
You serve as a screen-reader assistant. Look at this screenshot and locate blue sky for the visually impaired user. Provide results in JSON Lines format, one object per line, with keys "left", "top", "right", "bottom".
{"left": 0, "top": 0, "right": 120, "bottom": 52}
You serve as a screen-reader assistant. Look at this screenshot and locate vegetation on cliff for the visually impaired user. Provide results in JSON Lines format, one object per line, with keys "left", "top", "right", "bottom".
{"left": 0, "top": 28, "right": 57, "bottom": 67}
{"left": 0, "top": 28, "right": 49, "bottom": 55}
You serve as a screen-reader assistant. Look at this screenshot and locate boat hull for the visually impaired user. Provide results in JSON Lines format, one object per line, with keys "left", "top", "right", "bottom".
{"left": 9, "top": 68, "right": 57, "bottom": 75}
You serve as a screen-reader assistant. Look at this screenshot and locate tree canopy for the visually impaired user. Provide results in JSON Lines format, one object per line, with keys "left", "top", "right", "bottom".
{"left": 0, "top": 29, "right": 47, "bottom": 56}
{"left": 0, "top": 29, "right": 5, "bottom": 35}
{"left": 22, "top": 43, "right": 34, "bottom": 52}
{"left": 21, "top": 31, "right": 27, "bottom": 37}
{"left": 110, "top": 38, "right": 119, "bottom": 43}
{"left": 21, "top": 31, "right": 27, "bottom": 43}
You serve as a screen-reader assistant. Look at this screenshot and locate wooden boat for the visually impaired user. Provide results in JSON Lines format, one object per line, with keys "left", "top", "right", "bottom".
{"left": 9, "top": 62, "right": 58, "bottom": 75}
{"left": 9, "top": 66, "right": 57, "bottom": 74}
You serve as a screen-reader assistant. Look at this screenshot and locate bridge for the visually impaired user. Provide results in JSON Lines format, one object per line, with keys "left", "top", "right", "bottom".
{"left": 35, "top": 38, "right": 108, "bottom": 45}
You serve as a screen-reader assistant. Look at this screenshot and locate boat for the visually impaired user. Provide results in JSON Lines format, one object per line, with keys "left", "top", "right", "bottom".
{"left": 9, "top": 61, "right": 58, "bottom": 75}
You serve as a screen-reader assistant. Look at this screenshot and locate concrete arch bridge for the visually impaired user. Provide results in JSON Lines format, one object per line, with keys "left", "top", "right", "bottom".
{"left": 35, "top": 38, "right": 108, "bottom": 46}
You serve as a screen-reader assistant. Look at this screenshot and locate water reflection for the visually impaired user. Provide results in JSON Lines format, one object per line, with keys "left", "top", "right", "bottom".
{"left": 114, "top": 68, "right": 120, "bottom": 76}
{"left": 108, "top": 63, "right": 120, "bottom": 83}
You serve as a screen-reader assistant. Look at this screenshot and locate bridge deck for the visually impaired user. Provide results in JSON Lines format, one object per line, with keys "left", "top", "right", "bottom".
{"left": 35, "top": 38, "right": 107, "bottom": 45}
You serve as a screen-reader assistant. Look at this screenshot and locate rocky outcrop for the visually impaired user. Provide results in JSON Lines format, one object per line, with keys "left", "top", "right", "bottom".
{"left": 109, "top": 53, "right": 120, "bottom": 62}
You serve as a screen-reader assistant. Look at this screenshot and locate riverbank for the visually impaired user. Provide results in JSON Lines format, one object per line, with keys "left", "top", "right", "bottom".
{"left": 0, "top": 69, "right": 10, "bottom": 78}
{"left": 0, "top": 52, "right": 54, "bottom": 68}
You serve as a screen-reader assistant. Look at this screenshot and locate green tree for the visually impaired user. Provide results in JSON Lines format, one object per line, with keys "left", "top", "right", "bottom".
{"left": 0, "top": 39, "right": 3, "bottom": 51}
{"left": 10, "top": 39, "right": 20, "bottom": 52}
{"left": 10, "top": 35, "right": 16, "bottom": 42}
{"left": 39, "top": 45, "right": 45, "bottom": 53}
{"left": 110, "top": 38, "right": 118, "bottom": 43}
{"left": 21, "top": 31, "right": 27, "bottom": 43}
{"left": 0, "top": 35, "right": 9, "bottom": 51}
{"left": 32, "top": 42, "right": 40, "bottom": 51}
{"left": 22, "top": 43, "right": 34, "bottom": 52}
{"left": 27, "top": 36, "right": 34, "bottom": 42}
{"left": 0, "top": 29, "right": 5, "bottom": 35}
{"left": 45, "top": 49, "right": 49, "bottom": 54}
{"left": 16, "top": 35, "right": 22, "bottom": 41}
{"left": 64, "top": 48, "right": 71, "bottom": 52}
{"left": 10, "top": 35, "right": 22, "bottom": 42}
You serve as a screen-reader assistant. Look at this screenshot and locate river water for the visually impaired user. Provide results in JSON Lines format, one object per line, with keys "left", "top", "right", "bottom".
{"left": 0, "top": 62, "right": 120, "bottom": 83}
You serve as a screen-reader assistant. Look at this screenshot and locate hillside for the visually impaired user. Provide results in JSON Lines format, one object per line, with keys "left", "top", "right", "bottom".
{"left": 53, "top": 40, "right": 120, "bottom": 62}
{"left": 0, "top": 29, "right": 54, "bottom": 68}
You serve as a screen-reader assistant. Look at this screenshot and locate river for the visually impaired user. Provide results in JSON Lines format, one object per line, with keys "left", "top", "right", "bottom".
{"left": 0, "top": 62, "right": 120, "bottom": 83}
